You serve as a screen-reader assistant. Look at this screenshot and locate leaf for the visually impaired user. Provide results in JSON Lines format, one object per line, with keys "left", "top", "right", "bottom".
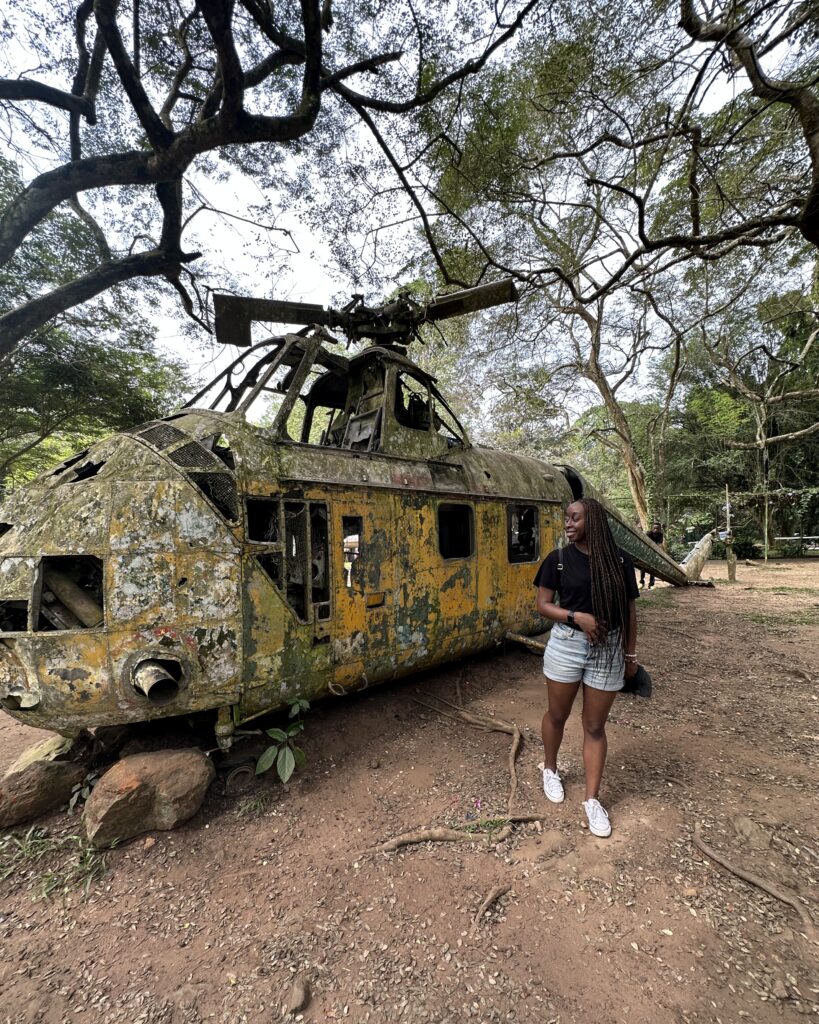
{"left": 288, "top": 703, "right": 300, "bottom": 718}
{"left": 277, "top": 745, "right": 296, "bottom": 784}
{"left": 287, "top": 721, "right": 304, "bottom": 737}
{"left": 255, "top": 745, "right": 278, "bottom": 775}
{"left": 265, "top": 727, "right": 288, "bottom": 742}
{"left": 292, "top": 745, "right": 307, "bottom": 770}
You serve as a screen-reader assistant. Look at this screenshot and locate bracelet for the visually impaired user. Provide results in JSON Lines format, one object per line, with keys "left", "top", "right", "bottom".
{"left": 624, "top": 654, "right": 638, "bottom": 661}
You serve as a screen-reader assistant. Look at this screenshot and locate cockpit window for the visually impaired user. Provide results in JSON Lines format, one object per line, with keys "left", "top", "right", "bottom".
{"left": 395, "top": 373, "right": 432, "bottom": 432}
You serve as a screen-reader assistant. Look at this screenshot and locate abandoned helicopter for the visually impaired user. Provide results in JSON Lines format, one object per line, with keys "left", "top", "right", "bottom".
{"left": 0, "top": 280, "right": 687, "bottom": 749}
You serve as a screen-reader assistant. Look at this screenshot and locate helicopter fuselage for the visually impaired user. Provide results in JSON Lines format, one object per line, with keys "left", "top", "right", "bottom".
{"left": 0, "top": 408, "right": 571, "bottom": 740}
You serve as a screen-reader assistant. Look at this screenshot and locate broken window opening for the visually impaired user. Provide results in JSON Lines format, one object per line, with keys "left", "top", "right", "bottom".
{"left": 35, "top": 556, "right": 104, "bottom": 632}
{"left": 0, "top": 523, "right": 13, "bottom": 539}
{"left": 343, "top": 408, "right": 381, "bottom": 452}
{"left": 310, "top": 503, "right": 329, "bottom": 606}
{"left": 395, "top": 373, "right": 432, "bottom": 432}
{"left": 69, "top": 459, "right": 106, "bottom": 482}
{"left": 200, "top": 433, "right": 236, "bottom": 470}
{"left": 431, "top": 396, "right": 465, "bottom": 448}
{"left": 284, "top": 501, "right": 308, "bottom": 620}
{"left": 0, "top": 600, "right": 28, "bottom": 633}
{"left": 507, "top": 505, "right": 539, "bottom": 563}
{"left": 256, "top": 553, "right": 283, "bottom": 589}
{"left": 51, "top": 450, "right": 89, "bottom": 476}
{"left": 342, "top": 516, "right": 362, "bottom": 589}
{"left": 438, "top": 503, "right": 474, "bottom": 560}
{"left": 246, "top": 498, "right": 280, "bottom": 542}
{"left": 188, "top": 472, "right": 239, "bottom": 521}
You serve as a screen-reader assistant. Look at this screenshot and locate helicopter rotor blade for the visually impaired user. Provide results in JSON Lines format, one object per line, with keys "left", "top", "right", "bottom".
{"left": 425, "top": 279, "right": 519, "bottom": 322}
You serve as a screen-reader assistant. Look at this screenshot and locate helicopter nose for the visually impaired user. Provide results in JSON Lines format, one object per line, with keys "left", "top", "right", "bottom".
{"left": 0, "top": 643, "right": 40, "bottom": 712}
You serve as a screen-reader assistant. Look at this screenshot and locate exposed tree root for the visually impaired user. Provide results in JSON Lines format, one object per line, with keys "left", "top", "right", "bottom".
{"left": 471, "top": 883, "right": 511, "bottom": 936}
{"left": 365, "top": 814, "right": 543, "bottom": 856}
{"left": 364, "top": 693, "right": 534, "bottom": 859}
{"left": 693, "top": 824, "right": 818, "bottom": 944}
{"left": 414, "top": 692, "right": 522, "bottom": 817}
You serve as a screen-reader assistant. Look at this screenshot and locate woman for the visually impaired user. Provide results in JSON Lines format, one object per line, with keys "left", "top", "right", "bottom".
{"left": 533, "top": 498, "right": 640, "bottom": 838}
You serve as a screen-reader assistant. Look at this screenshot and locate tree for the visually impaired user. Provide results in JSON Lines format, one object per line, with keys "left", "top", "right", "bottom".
{"left": 0, "top": 327, "right": 186, "bottom": 487}
{"left": 0, "top": 156, "right": 186, "bottom": 487}
{"left": 0, "top": 0, "right": 537, "bottom": 356}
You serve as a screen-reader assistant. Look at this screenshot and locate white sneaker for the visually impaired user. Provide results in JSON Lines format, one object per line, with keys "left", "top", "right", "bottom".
{"left": 583, "top": 798, "right": 611, "bottom": 837}
{"left": 538, "top": 763, "right": 565, "bottom": 803}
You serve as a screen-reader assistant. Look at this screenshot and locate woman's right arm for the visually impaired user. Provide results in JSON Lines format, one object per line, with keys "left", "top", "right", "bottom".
{"left": 536, "top": 587, "right": 603, "bottom": 641}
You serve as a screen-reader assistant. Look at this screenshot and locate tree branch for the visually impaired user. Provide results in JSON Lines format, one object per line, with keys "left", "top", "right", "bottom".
{"left": 0, "top": 79, "right": 94, "bottom": 119}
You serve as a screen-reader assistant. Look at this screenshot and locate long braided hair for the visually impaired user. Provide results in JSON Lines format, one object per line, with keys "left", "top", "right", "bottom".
{"left": 579, "top": 498, "right": 629, "bottom": 662}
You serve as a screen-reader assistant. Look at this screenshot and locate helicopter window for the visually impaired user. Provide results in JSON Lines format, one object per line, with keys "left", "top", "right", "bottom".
{"left": 431, "top": 398, "right": 465, "bottom": 448}
{"left": 310, "top": 504, "right": 330, "bottom": 614}
{"left": 0, "top": 600, "right": 28, "bottom": 633}
{"left": 200, "top": 434, "right": 236, "bottom": 470}
{"left": 188, "top": 473, "right": 239, "bottom": 522}
{"left": 507, "top": 505, "right": 539, "bottom": 563}
{"left": 284, "top": 502, "right": 308, "bottom": 620}
{"left": 256, "top": 554, "right": 283, "bottom": 589}
{"left": 342, "top": 516, "right": 362, "bottom": 588}
{"left": 246, "top": 498, "right": 280, "bottom": 542}
{"left": 438, "top": 503, "right": 474, "bottom": 560}
{"left": 137, "top": 424, "right": 189, "bottom": 449}
{"left": 34, "top": 556, "right": 104, "bottom": 632}
{"left": 395, "top": 373, "right": 432, "bottom": 432}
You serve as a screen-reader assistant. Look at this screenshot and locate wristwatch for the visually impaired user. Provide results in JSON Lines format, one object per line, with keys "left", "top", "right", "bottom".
{"left": 566, "top": 611, "right": 576, "bottom": 628}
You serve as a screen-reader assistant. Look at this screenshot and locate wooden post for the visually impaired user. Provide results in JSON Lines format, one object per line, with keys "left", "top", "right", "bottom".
{"left": 725, "top": 483, "right": 736, "bottom": 582}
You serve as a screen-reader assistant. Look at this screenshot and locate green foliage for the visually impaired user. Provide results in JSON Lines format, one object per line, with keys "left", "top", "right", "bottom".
{"left": 0, "top": 827, "right": 107, "bottom": 900}
{"left": 255, "top": 699, "right": 309, "bottom": 784}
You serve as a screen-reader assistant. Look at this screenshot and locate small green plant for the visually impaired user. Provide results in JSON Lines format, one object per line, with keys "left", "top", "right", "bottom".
{"left": 0, "top": 826, "right": 106, "bottom": 899}
{"left": 255, "top": 698, "right": 309, "bottom": 783}
{"left": 236, "top": 791, "right": 274, "bottom": 817}
{"left": 68, "top": 770, "right": 99, "bottom": 814}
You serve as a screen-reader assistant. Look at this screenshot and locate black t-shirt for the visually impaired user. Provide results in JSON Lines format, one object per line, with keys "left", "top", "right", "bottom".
{"left": 647, "top": 528, "right": 664, "bottom": 546}
{"left": 533, "top": 544, "right": 639, "bottom": 621}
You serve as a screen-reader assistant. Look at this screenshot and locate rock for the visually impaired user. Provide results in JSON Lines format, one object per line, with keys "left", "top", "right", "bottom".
{"left": 730, "top": 814, "right": 771, "bottom": 850}
{"left": 284, "top": 973, "right": 311, "bottom": 1014}
{"left": 771, "top": 977, "right": 790, "bottom": 1001}
{"left": 83, "top": 748, "right": 215, "bottom": 848}
{"left": 0, "top": 735, "right": 86, "bottom": 826}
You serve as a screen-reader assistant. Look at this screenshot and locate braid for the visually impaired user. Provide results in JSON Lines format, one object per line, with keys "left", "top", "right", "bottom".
{"left": 580, "top": 498, "right": 629, "bottom": 664}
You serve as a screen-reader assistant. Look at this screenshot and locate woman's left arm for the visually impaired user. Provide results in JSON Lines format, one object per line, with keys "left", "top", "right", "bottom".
{"left": 625, "top": 598, "right": 638, "bottom": 679}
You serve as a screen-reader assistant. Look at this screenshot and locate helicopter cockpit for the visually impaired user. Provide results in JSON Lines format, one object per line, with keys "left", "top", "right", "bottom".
{"left": 297, "top": 349, "right": 467, "bottom": 457}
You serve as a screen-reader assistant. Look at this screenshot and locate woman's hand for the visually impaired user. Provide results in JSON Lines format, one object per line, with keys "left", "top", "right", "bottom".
{"left": 574, "top": 611, "right": 606, "bottom": 643}
{"left": 624, "top": 660, "right": 638, "bottom": 680}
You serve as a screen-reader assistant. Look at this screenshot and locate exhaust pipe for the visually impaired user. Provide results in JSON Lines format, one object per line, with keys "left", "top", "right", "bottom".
{"left": 132, "top": 659, "right": 181, "bottom": 706}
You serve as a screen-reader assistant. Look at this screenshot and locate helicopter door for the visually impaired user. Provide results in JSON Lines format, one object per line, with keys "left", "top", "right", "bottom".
{"left": 331, "top": 498, "right": 395, "bottom": 692}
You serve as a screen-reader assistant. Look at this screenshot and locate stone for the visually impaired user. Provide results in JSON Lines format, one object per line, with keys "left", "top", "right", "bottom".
{"left": 284, "top": 973, "right": 311, "bottom": 1015}
{"left": 730, "top": 814, "right": 771, "bottom": 850}
{"left": 83, "top": 748, "right": 215, "bottom": 848}
{"left": 0, "top": 734, "right": 86, "bottom": 826}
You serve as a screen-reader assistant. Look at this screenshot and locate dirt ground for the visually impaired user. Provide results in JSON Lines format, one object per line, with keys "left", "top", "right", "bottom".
{"left": 1, "top": 559, "right": 818, "bottom": 1024}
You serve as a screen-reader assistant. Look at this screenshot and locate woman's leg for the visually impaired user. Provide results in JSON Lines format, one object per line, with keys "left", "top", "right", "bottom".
{"left": 580, "top": 686, "right": 618, "bottom": 799}
{"left": 541, "top": 678, "right": 581, "bottom": 771}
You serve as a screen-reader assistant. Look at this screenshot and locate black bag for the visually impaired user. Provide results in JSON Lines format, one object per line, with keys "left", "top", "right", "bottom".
{"left": 622, "top": 664, "right": 652, "bottom": 698}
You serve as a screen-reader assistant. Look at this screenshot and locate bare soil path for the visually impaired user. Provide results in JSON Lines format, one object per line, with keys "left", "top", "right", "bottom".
{"left": 1, "top": 560, "right": 818, "bottom": 1024}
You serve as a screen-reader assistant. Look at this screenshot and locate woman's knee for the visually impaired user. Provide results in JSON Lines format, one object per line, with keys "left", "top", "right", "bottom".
{"left": 582, "top": 717, "right": 606, "bottom": 740}
{"left": 546, "top": 707, "right": 571, "bottom": 729}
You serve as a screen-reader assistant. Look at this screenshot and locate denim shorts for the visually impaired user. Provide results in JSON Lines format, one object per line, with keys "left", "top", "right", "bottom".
{"left": 542, "top": 623, "right": 625, "bottom": 692}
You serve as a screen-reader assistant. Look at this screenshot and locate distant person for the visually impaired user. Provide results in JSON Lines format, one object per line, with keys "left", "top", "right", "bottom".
{"left": 640, "top": 521, "right": 664, "bottom": 589}
{"left": 534, "top": 498, "right": 640, "bottom": 838}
